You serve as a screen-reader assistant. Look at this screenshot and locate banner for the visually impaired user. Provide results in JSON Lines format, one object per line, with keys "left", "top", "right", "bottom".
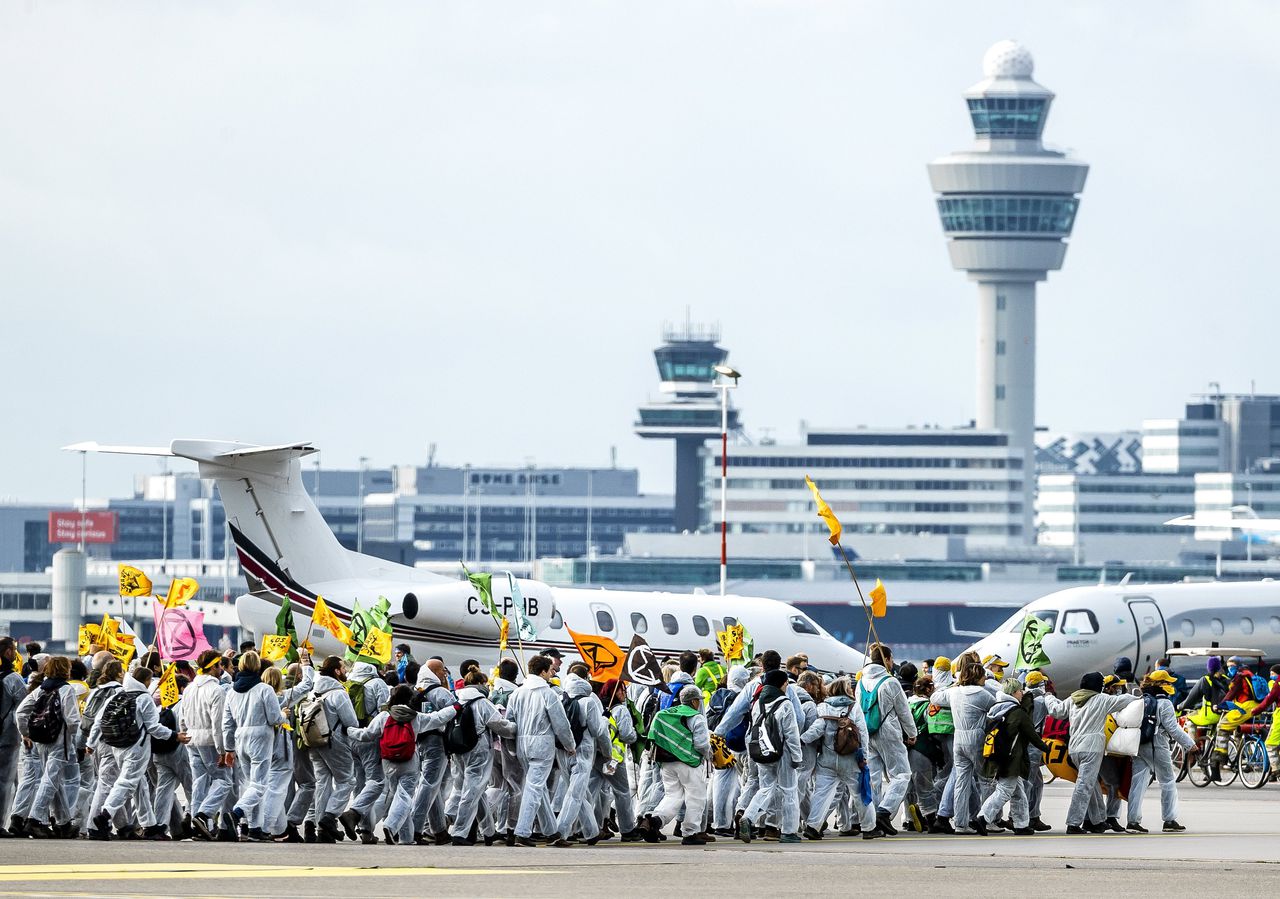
{"left": 153, "top": 603, "right": 214, "bottom": 661}
{"left": 716, "top": 626, "right": 743, "bottom": 662}
{"left": 77, "top": 623, "right": 101, "bottom": 657}
{"left": 621, "top": 634, "right": 664, "bottom": 687}
{"left": 345, "top": 597, "right": 392, "bottom": 664}
{"left": 566, "top": 626, "right": 625, "bottom": 682}
{"left": 461, "top": 563, "right": 501, "bottom": 624}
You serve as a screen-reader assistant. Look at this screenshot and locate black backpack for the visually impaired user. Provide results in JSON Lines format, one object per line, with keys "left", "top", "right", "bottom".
{"left": 706, "top": 687, "right": 737, "bottom": 731}
{"left": 1139, "top": 694, "right": 1159, "bottom": 744}
{"left": 561, "top": 692, "right": 587, "bottom": 744}
{"left": 443, "top": 699, "right": 482, "bottom": 755}
{"left": 100, "top": 690, "right": 145, "bottom": 748}
{"left": 151, "top": 706, "right": 180, "bottom": 755}
{"left": 27, "top": 688, "right": 64, "bottom": 744}
{"left": 747, "top": 697, "right": 786, "bottom": 764}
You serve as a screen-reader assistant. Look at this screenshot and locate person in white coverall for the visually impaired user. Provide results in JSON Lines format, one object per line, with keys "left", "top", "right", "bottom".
{"left": 1045, "top": 671, "right": 1138, "bottom": 833}
{"left": 14, "top": 656, "right": 81, "bottom": 836}
{"left": 342, "top": 661, "right": 390, "bottom": 842}
{"left": 507, "top": 654, "right": 575, "bottom": 846}
{"left": 554, "top": 667, "right": 612, "bottom": 846}
{"left": 308, "top": 656, "right": 359, "bottom": 843}
{"left": 221, "top": 651, "right": 283, "bottom": 841}
{"left": 258, "top": 659, "right": 315, "bottom": 839}
{"left": 859, "top": 645, "right": 917, "bottom": 836}
{"left": 183, "top": 650, "right": 233, "bottom": 840}
{"left": 448, "top": 672, "right": 517, "bottom": 845}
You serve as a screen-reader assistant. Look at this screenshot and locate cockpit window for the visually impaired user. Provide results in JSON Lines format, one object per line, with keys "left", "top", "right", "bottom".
{"left": 789, "top": 614, "right": 819, "bottom": 636}
{"left": 996, "top": 608, "right": 1057, "bottom": 634}
{"left": 1061, "top": 609, "right": 1098, "bottom": 635}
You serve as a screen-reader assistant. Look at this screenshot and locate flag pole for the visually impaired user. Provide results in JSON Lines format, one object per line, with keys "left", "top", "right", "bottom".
{"left": 834, "top": 542, "right": 883, "bottom": 654}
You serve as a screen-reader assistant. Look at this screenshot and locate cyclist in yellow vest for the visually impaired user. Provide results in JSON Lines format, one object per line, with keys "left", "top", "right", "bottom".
{"left": 1246, "top": 664, "right": 1280, "bottom": 780}
{"left": 1178, "top": 657, "right": 1229, "bottom": 728}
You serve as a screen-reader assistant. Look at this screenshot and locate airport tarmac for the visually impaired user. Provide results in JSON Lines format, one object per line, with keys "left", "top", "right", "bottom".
{"left": 0, "top": 780, "right": 1276, "bottom": 897}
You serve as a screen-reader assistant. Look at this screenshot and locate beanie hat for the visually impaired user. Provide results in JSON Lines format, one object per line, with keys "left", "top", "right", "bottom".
{"left": 763, "top": 669, "right": 789, "bottom": 689}
{"left": 1079, "top": 672, "right": 1105, "bottom": 692}
{"left": 1207, "top": 657, "right": 1222, "bottom": 674}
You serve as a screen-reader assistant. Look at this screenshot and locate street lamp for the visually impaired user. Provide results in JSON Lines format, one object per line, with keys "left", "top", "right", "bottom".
{"left": 357, "top": 456, "right": 369, "bottom": 554}
{"left": 713, "top": 364, "right": 741, "bottom": 597}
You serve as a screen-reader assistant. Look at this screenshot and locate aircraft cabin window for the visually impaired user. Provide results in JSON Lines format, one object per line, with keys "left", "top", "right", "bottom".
{"left": 1271, "top": 616, "right": 1280, "bottom": 635}
{"left": 723, "top": 616, "right": 738, "bottom": 627}
{"left": 1030, "top": 610, "right": 1057, "bottom": 632}
{"left": 1180, "top": 619, "right": 1194, "bottom": 637}
{"left": 693, "top": 615, "right": 710, "bottom": 637}
{"left": 1210, "top": 618, "right": 1224, "bottom": 636}
{"left": 790, "top": 615, "right": 820, "bottom": 636}
{"left": 596, "top": 609, "right": 615, "bottom": 633}
{"left": 1242, "top": 617, "right": 1255, "bottom": 636}
{"left": 1060, "top": 610, "right": 1098, "bottom": 635}
{"left": 550, "top": 610, "right": 564, "bottom": 630}
{"left": 661, "top": 614, "right": 679, "bottom": 636}
{"left": 632, "top": 612, "right": 648, "bottom": 635}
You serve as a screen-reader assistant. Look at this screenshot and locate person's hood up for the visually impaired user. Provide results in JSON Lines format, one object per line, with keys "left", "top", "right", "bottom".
{"left": 563, "top": 673, "right": 592, "bottom": 698}
{"left": 492, "top": 677, "right": 519, "bottom": 696}
{"left": 233, "top": 670, "right": 262, "bottom": 693}
{"left": 388, "top": 704, "right": 416, "bottom": 723}
{"left": 1070, "top": 689, "right": 1099, "bottom": 708}
{"left": 416, "top": 667, "right": 442, "bottom": 690}
{"left": 313, "top": 674, "right": 344, "bottom": 694}
{"left": 350, "top": 662, "right": 378, "bottom": 682}
{"left": 123, "top": 674, "right": 149, "bottom": 693}
{"left": 518, "top": 674, "right": 549, "bottom": 693}
{"left": 727, "top": 665, "right": 751, "bottom": 691}
{"left": 456, "top": 685, "right": 487, "bottom": 703}
{"left": 825, "top": 694, "right": 854, "bottom": 709}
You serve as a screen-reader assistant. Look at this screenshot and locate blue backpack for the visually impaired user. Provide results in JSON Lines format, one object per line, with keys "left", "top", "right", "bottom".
{"left": 657, "top": 680, "right": 684, "bottom": 711}
{"left": 724, "top": 685, "right": 760, "bottom": 752}
{"left": 1249, "top": 673, "right": 1270, "bottom": 703}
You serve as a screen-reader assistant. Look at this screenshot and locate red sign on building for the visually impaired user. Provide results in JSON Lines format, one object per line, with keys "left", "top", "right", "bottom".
{"left": 48, "top": 511, "right": 118, "bottom": 544}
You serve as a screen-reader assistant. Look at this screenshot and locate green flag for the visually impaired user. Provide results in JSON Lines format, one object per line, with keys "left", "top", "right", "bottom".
{"left": 461, "top": 562, "right": 501, "bottom": 625}
{"left": 274, "top": 596, "right": 299, "bottom": 663}
{"left": 1018, "top": 614, "right": 1052, "bottom": 669}
{"left": 345, "top": 596, "right": 394, "bottom": 665}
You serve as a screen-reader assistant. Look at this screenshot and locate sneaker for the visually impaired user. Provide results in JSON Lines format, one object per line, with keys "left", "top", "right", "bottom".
{"left": 1066, "top": 825, "right": 1086, "bottom": 835}
{"left": 802, "top": 825, "right": 823, "bottom": 841}
{"left": 779, "top": 833, "right": 802, "bottom": 844}
{"left": 28, "top": 821, "right": 55, "bottom": 839}
{"left": 318, "top": 815, "right": 342, "bottom": 842}
{"left": 839, "top": 827, "right": 862, "bottom": 836}
{"left": 452, "top": 835, "right": 475, "bottom": 847}
{"left": 620, "top": 829, "right": 644, "bottom": 842}
{"left": 736, "top": 817, "right": 754, "bottom": 844}
{"left": 953, "top": 826, "right": 977, "bottom": 835}
{"left": 862, "top": 827, "right": 886, "bottom": 840}
{"left": 985, "top": 818, "right": 1007, "bottom": 834}
{"left": 1106, "top": 817, "right": 1125, "bottom": 834}
{"left": 191, "top": 813, "right": 213, "bottom": 841}
{"left": 681, "top": 834, "right": 708, "bottom": 845}
{"left": 1125, "top": 822, "right": 1148, "bottom": 834}
{"left": 382, "top": 826, "right": 397, "bottom": 846}
{"left": 1085, "top": 822, "right": 1108, "bottom": 834}
{"left": 89, "top": 810, "right": 112, "bottom": 841}
{"left": 972, "top": 816, "right": 989, "bottom": 837}
{"left": 143, "top": 824, "right": 170, "bottom": 841}
{"left": 1012, "top": 827, "right": 1036, "bottom": 836}
{"left": 929, "top": 817, "right": 955, "bottom": 835}
{"left": 275, "top": 824, "right": 303, "bottom": 843}
{"left": 1030, "top": 817, "right": 1052, "bottom": 832}
{"left": 641, "top": 816, "right": 661, "bottom": 844}
{"left": 876, "top": 811, "right": 898, "bottom": 836}
{"left": 1163, "top": 820, "right": 1186, "bottom": 833}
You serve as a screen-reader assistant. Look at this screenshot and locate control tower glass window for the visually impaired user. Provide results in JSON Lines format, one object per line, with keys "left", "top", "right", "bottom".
{"left": 937, "top": 195, "right": 1077, "bottom": 236}
{"left": 966, "top": 97, "right": 1046, "bottom": 139}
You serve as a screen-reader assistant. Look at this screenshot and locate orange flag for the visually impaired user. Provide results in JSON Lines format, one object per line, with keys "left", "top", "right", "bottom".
{"left": 565, "top": 626, "right": 625, "bottom": 682}
{"left": 804, "top": 475, "right": 843, "bottom": 546}
{"left": 869, "top": 578, "right": 888, "bottom": 618}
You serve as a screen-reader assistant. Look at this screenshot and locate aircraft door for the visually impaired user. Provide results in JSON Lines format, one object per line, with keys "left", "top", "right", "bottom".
{"left": 1126, "top": 599, "right": 1166, "bottom": 678}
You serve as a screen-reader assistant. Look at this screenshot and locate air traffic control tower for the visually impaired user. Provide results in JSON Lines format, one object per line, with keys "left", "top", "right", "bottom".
{"left": 928, "top": 40, "right": 1088, "bottom": 542}
{"left": 635, "top": 323, "right": 739, "bottom": 534}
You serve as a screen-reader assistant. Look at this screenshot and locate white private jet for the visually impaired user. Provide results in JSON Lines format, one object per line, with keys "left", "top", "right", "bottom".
{"left": 965, "top": 579, "right": 1280, "bottom": 688}
{"left": 66, "top": 440, "right": 865, "bottom": 674}
{"left": 1165, "top": 506, "right": 1280, "bottom": 547}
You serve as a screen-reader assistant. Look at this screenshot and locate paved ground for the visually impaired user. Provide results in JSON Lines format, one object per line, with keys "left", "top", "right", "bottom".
{"left": 1, "top": 781, "right": 1278, "bottom": 896}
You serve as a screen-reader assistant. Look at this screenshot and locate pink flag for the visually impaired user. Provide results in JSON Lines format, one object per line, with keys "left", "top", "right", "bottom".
{"left": 153, "top": 603, "right": 214, "bottom": 661}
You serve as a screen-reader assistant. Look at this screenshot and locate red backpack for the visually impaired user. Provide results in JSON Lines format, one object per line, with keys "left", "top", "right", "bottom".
{"left": 380, "top": 718, "right": 416, "bottom": 762}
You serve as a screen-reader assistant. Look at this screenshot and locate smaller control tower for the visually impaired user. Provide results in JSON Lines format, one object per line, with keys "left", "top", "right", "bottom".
{"left": 635, "top": 322, "right": 740, "bottom": 533}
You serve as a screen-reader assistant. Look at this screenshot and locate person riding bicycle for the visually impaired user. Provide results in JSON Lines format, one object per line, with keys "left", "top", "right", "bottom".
{"left": 1244, "top": 663, "right": 1280, "bottom": 781}
{"left": 1177, "top": 657, "right": 1230, "bottom": 780}
{"left": 1210, "top": 656, "right": 1262, "bottom": 781}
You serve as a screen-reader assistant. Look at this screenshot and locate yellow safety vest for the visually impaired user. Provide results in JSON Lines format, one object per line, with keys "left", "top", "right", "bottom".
{"left": 608, "top": 715, "right": 626, "bottom": 763}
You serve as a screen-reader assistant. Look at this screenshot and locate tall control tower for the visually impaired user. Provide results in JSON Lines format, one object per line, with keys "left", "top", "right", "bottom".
{"left": 928, "top": 40, "right": 1088, "bottom": 542}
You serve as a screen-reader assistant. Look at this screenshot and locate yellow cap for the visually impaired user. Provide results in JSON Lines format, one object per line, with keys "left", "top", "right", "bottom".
{"left": 1143, "top": 670, "right": 1176, "bottom": 694}
{"left": 984, "top": 654, "right": 1008, "bottom": 670}
{"left": 934, "top": 656, "right": 952, "bottom": 672}
{"left": 1025, "top": 670, "right": 1047, "bottom": 687}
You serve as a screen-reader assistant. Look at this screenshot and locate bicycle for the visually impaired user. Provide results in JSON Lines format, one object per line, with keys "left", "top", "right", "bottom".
{"left": 1185, "top": 721, "right": 1241, "bottom": 787}
{"left": 1236, "top": 714, "right": 1273, "bottom": 790}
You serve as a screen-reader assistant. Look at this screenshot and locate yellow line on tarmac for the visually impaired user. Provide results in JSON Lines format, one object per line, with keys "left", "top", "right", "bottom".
{"left": 0, "top": 864, "right": 557, "bottom": 883}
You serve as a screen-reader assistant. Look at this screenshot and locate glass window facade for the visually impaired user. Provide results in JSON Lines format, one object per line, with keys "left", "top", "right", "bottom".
{"left": 966, "top": 97, "right": 1047, "bottom": 138}
{"left": 937, "top": 195, "right": 1078, "bottom": 236}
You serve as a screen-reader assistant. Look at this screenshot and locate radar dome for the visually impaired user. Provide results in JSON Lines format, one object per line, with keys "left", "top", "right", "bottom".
{"left": 982, "top": 40, "right": 1034, "bottom": 78}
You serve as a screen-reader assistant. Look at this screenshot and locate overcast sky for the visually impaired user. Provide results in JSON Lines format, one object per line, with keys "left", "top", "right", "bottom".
{"left": 2, "top": 2, "right": 1277, "bottom": 502}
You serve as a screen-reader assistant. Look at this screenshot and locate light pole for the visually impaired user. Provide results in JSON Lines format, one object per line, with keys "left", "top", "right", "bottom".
{"left": 713, "top": 364, "right": 741, "bottom": 597}
{"left": 1246, "top": 481, "right": 1254, "bottom": 563}
{"left": 357, "top": 456, "right": 369, "bottom": 554}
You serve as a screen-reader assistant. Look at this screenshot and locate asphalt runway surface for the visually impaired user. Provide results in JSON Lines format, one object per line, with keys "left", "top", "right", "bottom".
{"left": 0, "top": 780, "right": 1277, "bottom": 897}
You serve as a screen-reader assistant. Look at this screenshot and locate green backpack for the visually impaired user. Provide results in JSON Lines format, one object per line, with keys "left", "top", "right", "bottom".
{"left": 648, "top": 706, "right": 701, "bottom": 767}
{"left": 345, "top": 676, "right": 374, "bottom": 726}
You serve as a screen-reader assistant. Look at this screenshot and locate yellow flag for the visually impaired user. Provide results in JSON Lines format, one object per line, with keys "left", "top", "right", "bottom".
{"left": 869, "top": 578, "right": 888, "bottom": 618}
{"left": 164, "top": 577, "right": 200, "bottom": 609}
{"left": 499, "top": 618, "right": 510, "bottom": 651}
{"left": 717, "top": 625, "right": 744, "bottom": 661}
{"left": 357, "top": 627, "right": 393, "bottom": 665}
{"left": 107, "top": 639, "right": 135, "bottom": 668}
{"left": 157, "top": 663, "right": 181, "bottom": 708}
{"left": 100, "top": 614, "right": 120, "bottom": 643}
{"left": 311, "top": 596, "right": 355, "bottom": 647}
{"left": 261, "top": 634, "right": 292, "bottom": 663}
{"left": 804, "top": 475, "right": 842, "bottom": 546}
{"left": 77, "top": 623, "right": 101, "bottom": 657}
{"left": 118, "top": 565, "right": 152, "bottom": 597}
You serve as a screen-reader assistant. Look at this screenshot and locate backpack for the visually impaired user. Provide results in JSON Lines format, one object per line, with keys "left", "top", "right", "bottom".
{"left": 80, "top": 688, "right": 112, "bottom": 737}
{"left": 380, "top": 717, "right": 417, "bottom": 762}
{"left": 724, "top": 685, "right": 760, "bottom": 753}
{"left": 151, "top": 706, "right": 180, "bottom": 755}
{"left": 345, "top": 677, "right": 374, "bottom": 726}
{"left": 747, "top": 697, "right": 786, "bottom": 764}
{"left": 100, "top": 690, "right": 145, "bottom": 748}
{"left": 625, "top": 698, "right": 649, "bottom": 762}
{"left": 1139, "top": 694, "right": 1159, "bottom": 744}
{"left": 561, "top": 692, "right": 587, "bottom": 745}
{"left": 858, "top": 677, "right": 886, "bottom": 735}
{"left": 821, "top": 706, "right": 861, "bottom": 756}
{"left": 1249, "top": 673, "right": 1270, "bottom": 703}
{"left": 657, "top": 680, "right": 684, "bottom": 712}
{"left": 27, "top": 688, "right": 64, "bottom": 745}
{"left": 649, "top": 706, "right": 702, "bottom": 767}
{"left": 444, "top": 699, "right": 482, "bottom": 755}
{"left": 926, "top": 703, "right": 955, "bottom": 736}
{"left": 706, "top": 687, "right": 737, "bottom": 731}
{"left": 297, "top": 690, "right": 333, "bottom": 749}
